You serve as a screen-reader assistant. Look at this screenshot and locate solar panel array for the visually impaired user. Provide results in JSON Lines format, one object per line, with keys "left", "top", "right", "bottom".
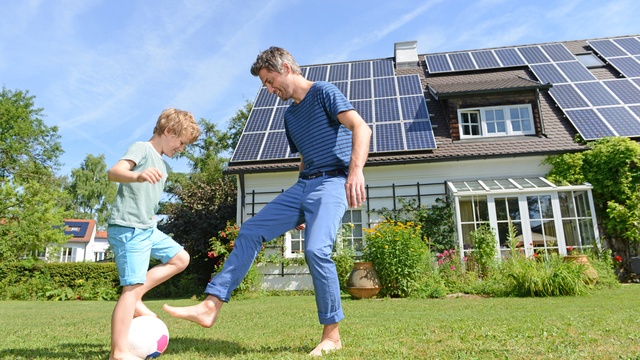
{"left": 425, "top": 37, "right": 640, "bottom": 140}
{"left": 232, "top": 59, "right": 436, "bottom": 162}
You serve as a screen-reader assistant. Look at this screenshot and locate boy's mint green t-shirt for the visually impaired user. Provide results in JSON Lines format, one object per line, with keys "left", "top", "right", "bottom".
{"left": 108, "top": 141, "right": 170, "bottom": 229}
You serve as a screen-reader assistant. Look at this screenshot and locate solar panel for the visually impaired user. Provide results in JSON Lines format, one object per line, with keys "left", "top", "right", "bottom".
{"left": 306, "top": 66, "right": 328, "bottom": 81}
{"left": 529, "top": 63, "right": 568, "bottom": 84}
{"left": 612, "top": 37, "right": 640, "bottom": 56}
{"left": 270, "top": 107, "right": 287, "bottom": 130}
{"left": 602, "top": 79, "right": 640, "bottom": 104}
{"left": 517, "top": 46, "right": 551, "bottom": 64}
{"left": 404, "top": 120, "right": 436, "bottom": 150}
{"left": 494, "top": 48, "right": 526, "bottom": 67}
{"left": 245, "top": 108, "right": 273, "bottom": 132}
{"left": 400, "top": 95, "right": 429, "bottom": 120}
{"left": 254, "top": 87, "right": 278, "bottom": 108}
{"left": 375, "top": 122, "right": 404, "bottom": 152}
{"left": 555, "top": 61, "right": 597, "bottom": 82}
{"left": 373, "top": 59, "right": 395, "bottom": 77}
{"left": 425, "top": 54, "right": 452, "bottom": 73}
{"left": 374, "top": 77, "right": 397, "bottom": 98}
{"left": 549, "top": 84, "right": 590, "bottom": 109}
{"left": 607, "top": 57, "right": 640, "bottom": 78}
{"left": 352, "top": 100, "right": 373, "bottom": 123}
{"left": 231, "top": 133, "right": 265, "bottom": 161}
{"left": 564, "top": 109, "right": 616, "bottom": 140}
{"left": 574, "top": 81, "right": 621, "bottom": 106}
{"left": 328, "top": 63, "right": 349, "bottom": 81}
{"left": 261, "top": 131, "right": 290, "bottom": 160}
{"left": 596, "top": 106, "right": 640, "bottom": 136}
{"left": 351, "top": 61, "right": 371, "bottom": 79}
{"left": 541, "top": 44, "right": 575, "bottom": 62}
{"left": 375, "top": 98, "right": 400, "bottom": 122}
{"left": 449, "top": 52, "right": 476, "bottom": 71}
{"left": 471, "top": 50, "right": 501, "bottom": 69}
{"left": 350, "top": 79, "right": 372, "bottom": 100}
{"left": 397, "top": 75, "right": 423, "bottom": 96}
{"left": 333, "top": 81, "right": 349, "bottom": 98}
{"left": 629, "top": 105, "right": 640, "bottom": 118}
{"left": 588, "top": 39, "right": 627, "bottom": 58}
{"left": 634, "top": 78, "right": 640, "bottom": 88}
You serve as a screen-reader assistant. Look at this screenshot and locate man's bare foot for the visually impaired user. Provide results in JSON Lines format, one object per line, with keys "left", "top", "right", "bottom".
{"left": 134, "top": 301, "right": 157, "bottom": 318}
{"left": 162, "top": 297, "right": 221, "bottom": 328}
{"left": 309, "top": 338, "right": 342, "bottom": 357}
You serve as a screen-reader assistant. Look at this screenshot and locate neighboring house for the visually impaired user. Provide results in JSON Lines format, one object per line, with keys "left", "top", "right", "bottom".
{"left": 226, "top": 34, "right": 640, "bottom": 289}
{"left": 40, "top": 219, "right": 110, "bottom": 262}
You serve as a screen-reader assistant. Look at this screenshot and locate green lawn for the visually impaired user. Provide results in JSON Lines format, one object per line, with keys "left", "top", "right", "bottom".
{"left": 1, "top": 285, "right": 640, "bottom": 359}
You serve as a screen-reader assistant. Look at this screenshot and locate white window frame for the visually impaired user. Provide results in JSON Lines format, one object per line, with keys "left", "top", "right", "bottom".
{"left": 458, "top": 104, "right": 534, "bottom": 139}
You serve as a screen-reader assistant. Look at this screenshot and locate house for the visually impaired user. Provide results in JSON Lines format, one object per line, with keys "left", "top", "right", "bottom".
{"left": 40, "top": 219, "right": 110, "bottom": 262}
{"left": 226, "top": 34, "right": 640, "bottom": 289}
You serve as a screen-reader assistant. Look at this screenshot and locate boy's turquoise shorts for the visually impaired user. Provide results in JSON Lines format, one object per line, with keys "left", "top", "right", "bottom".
{"left": 107, "top": 225, "right": 183, "bottom": 286}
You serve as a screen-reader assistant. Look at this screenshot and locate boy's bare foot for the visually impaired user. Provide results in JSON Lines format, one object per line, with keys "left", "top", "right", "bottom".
{"left": 309, "top": 338, "right": 342, "bottom": 357}
{"left": 162, "top": 296, "right": 222, "bottom": 328}
{"left": 134, "top": 301, "right": 157, "bottom": 318}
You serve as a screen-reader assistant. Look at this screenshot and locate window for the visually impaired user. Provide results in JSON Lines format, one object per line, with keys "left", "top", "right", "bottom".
{"left": 94, "top": 251, "right": 105, "bottom": 262}
{"left": 559, "top": 190, "right": 597, "bottom": 251}
{"left": 341, "top": 209, "right": 364, "bottom": 253}
{"left": 458, "top": 104, "right": 534, "bottom": 138}
{"left": 288, "top": 228, "right": 305, "bottom": 258}
{"left": 576, "top": 53, "right": 604, "bottom": 68}
{"left": 60, "top": 247, "right": 73, "bottom": 262}
{"left": 458, "top": 195, "right": 489, "bottom": 258}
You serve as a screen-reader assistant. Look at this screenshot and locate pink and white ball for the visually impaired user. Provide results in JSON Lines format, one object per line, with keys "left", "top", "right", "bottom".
{"left": 128, "top": 316, "right": 169, "bottom": 359}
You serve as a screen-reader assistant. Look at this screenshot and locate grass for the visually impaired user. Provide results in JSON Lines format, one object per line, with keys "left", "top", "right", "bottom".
{"left": 1, "top": 286, "right": 640, "bottom": 359}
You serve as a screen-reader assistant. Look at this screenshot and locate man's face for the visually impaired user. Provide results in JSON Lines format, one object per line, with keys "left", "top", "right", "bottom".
{"left": 259, "top": 65, "right": 291, "bottom": 101}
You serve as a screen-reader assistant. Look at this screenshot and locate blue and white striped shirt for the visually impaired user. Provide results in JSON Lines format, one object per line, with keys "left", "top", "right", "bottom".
{"left": 285, "top": 81, "right": 354, "bottom": 177}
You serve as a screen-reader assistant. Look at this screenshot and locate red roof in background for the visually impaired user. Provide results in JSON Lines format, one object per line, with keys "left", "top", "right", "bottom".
{"left": 64, "top": 219, "right": 96, "bottom": 243}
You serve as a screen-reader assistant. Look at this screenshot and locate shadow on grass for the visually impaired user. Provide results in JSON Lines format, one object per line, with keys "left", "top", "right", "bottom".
{"left": 0, "top": 343, "right": 106, "bottom": 359}
{"left": 169, "top": 337, "right": 311, "bottom": 357}
{"left": 0, "top": 337, "right": 310, "bottom": 359}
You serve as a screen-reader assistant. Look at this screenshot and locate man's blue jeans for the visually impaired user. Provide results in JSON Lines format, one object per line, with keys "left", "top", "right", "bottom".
{"left": 205, "top": 174, "right": 348, "bottom": 324}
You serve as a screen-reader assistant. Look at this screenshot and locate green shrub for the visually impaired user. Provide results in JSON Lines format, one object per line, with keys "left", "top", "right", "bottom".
{"left": 363, "top": 219, "right": 430, "bottom": 297}
{"left": 497, "top": 253, "right": 590, "bottom": 297}
{"left": 332, "top": 235, "right": 355, "bottom": 293}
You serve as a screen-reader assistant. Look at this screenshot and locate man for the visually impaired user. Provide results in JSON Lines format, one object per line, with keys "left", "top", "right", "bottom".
{"left": 164, "top": 46, "right": 371, "bottom": 356}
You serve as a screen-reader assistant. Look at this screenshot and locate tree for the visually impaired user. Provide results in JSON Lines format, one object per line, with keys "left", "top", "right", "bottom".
{"left": 0, "top": 87, "right": 71, "bottom": 262}
{"left": 66, "top": 154, "right": 117, "bottom": 228}
{"left": 543, "top": 137, "right": 640, "bottom": 275}
{"left": 0, "top": 87, "right": 63, "bottom": 180}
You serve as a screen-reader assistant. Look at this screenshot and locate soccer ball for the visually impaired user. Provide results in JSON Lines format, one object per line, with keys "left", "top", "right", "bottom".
{"left": 128, "top": 316, "right": 170, "bottom": 359}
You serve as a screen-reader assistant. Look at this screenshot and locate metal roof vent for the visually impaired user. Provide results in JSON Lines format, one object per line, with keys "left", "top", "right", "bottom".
{"left": 394, "top": 41, "right": 418, "bottom": 69}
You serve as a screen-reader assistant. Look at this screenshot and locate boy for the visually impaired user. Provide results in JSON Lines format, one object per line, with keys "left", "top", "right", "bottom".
{"left": 107, "top": 108, "right": 200, "bottom": 360}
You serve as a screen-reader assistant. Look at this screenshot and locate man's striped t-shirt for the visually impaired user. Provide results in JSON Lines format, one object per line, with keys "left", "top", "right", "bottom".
{"left": 284, "top": 81, "right": 355, "bottom": 177}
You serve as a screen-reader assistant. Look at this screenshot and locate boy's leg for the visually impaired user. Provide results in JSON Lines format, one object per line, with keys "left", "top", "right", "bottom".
{"left": 163, "top": 181, "right": 305, "bottom": 325}
{"left": 110, "top": 285, "right": 145, "bottom": 360}
{"left": 302, "top": 176, "right": 348, "bottom": 355}
{"left": 134, "top": 249, "right": 190, "bottom": 317}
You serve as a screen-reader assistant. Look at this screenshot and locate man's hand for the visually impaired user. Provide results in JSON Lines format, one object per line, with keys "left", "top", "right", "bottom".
{"left": 345, "top": 169, "right": 366, "bottom": 208}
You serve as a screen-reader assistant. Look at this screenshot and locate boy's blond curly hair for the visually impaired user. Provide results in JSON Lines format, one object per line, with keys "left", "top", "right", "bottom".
{"left": 153, "top": 108, "right": 201, "bottom": 144}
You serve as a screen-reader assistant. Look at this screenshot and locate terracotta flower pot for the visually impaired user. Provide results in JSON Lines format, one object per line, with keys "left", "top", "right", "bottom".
{"left": 346, "top": 261, "right": 381, "bottom": 299}
{"left": 563, "top": 254, "right": 598, "bottom": 285}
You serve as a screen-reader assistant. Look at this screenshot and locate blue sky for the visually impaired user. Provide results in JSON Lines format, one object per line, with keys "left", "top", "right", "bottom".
{"left": 1, "top": 0, "right": 639, "bottom": 176}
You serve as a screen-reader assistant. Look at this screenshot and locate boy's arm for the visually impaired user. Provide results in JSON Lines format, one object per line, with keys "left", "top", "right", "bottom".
{"left": 107, "top": 159, "right": 164, "bottom": 184}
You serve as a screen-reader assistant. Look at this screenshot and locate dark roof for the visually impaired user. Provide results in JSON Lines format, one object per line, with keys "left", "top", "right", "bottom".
{"left": 225, "top": 35, "right": 640, "bottom": 174}
{"left": 428, "top": 76, "right": 550, "bottom": 98}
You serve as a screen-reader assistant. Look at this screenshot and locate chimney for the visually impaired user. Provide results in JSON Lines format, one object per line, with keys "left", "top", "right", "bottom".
{"left": 394, "top": 41, "right": 418, "bottom": 69}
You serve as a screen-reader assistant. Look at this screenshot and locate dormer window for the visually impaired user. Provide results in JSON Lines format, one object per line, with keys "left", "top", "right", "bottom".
{"left": 458, "top": 104, "right": 534, "bottom": 138}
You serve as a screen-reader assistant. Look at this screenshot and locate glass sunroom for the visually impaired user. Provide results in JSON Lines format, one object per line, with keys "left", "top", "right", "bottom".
{"left": 446, "top": 178, "right": 600, "bottom": 260}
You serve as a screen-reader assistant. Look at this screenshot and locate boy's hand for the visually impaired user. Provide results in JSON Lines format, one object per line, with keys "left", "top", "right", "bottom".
{"left": 137, "top": 167, "right": 164, "bottom": 184}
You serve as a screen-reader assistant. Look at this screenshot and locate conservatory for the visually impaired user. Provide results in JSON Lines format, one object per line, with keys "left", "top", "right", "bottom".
{"left": 446, "top": 178, "right": 600, "bottom": 260}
